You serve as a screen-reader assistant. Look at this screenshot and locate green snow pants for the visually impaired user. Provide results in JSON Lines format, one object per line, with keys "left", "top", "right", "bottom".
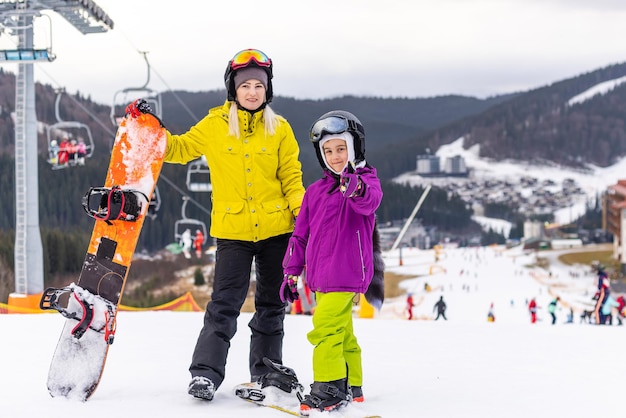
{"left": 307, "top": 291, "right": 362, "bottom": 387}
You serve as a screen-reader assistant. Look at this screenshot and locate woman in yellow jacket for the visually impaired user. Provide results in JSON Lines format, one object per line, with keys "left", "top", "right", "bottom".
{"left": 128, "top": 49, "right": 304, "bottom": 401}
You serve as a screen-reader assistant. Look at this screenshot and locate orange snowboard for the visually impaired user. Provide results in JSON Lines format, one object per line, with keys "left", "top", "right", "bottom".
{"left": 43, "top": 112, "right": 167, "bottom": 401}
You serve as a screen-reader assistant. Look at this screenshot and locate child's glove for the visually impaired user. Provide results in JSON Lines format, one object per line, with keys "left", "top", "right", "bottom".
{"left": 280, "top": 275, "right": 299, "bottom": 303}
{"left": 125, "top": 98, "right": 153, "bottom": 118}
{"left": 340, "top": 162, "right": 364, "bottom": 198}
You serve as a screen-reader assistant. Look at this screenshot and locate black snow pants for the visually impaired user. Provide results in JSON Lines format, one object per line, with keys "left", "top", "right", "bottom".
{"left": 189, "top": 234, "right": 290, "bottom": 389}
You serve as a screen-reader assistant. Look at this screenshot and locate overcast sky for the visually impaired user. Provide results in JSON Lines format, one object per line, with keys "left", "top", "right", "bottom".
{"left": 0, "top": 0, "right": 625, "bottom": 106}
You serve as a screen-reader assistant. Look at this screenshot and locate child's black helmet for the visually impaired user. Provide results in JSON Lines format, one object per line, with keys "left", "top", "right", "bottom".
{"left": 309, "top": 110, "right": 366, "bottom": 170}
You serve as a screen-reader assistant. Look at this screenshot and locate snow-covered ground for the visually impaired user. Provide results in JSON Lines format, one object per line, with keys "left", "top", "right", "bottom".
{"left": 1, "top": 244, "right": 624, "bottom": 418}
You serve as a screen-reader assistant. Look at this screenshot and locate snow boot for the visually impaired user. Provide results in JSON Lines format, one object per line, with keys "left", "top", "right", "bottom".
{"left": 299, "top": 378, "right": 350, "bottom": 415}
{"left": 188, "top": 376, "right": 215, "bottom": 401}
{"left": 350, "top": 385, "right": 364, "bottom": 402}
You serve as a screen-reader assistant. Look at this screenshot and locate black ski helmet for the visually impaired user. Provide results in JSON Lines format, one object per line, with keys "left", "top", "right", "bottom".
{"left": 309, "top": 110, "right": 366, "bottom": 171}
{"left": 224, "top": 48, "right": 274, "bottom": 103}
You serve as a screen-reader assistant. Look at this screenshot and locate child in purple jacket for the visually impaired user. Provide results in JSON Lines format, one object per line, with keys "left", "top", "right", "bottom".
{"left": 281, "top": 110, "right": 383, "bottom": 415}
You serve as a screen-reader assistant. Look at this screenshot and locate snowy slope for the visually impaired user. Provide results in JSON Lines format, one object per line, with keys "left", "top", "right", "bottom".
{"left": 1, "top": 244, "right": 624, "bottom": 418}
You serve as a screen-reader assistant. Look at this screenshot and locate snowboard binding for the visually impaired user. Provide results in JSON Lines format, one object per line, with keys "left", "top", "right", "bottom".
{"left": 40, "top": 286, "right": 117, "bottom": 344}
{"left": 82, "top": 186, "right": 149, "bottom": 224}
{"left": 235, "top": 357, "right": 304, "bottom": 402}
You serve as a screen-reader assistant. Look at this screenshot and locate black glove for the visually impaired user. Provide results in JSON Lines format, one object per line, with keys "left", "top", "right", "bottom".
{"left": 125, "top": 98, "right": 153, "bottom": 118}
{"left": 279, "top": 275, "right": 299, "bottom": 303}
{"left": 340, "top": 162, "right": 363, "bottom": 198}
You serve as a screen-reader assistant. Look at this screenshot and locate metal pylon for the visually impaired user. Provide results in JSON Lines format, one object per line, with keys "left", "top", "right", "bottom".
{"left": 13, "top": 13, "right": 44, "bottom": 295}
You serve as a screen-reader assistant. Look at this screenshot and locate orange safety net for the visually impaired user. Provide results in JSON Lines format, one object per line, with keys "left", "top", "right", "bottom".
{"left": 0, "top": 291, "right": 203, "bottom": 314}
{"left": 119, "top": 292, "right": 203, "bottom": 312}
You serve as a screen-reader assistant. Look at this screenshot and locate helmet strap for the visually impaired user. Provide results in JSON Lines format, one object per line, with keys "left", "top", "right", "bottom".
{"left": 235, "top": 100, "right": 267, "bottom": 114}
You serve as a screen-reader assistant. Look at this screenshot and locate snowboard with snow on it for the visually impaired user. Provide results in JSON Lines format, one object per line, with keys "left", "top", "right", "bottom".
{"left": 234, "top": 358, "right": 381, "bottom": 417}
{"left": 236, "top": 385, "right": 381, "bottom": 418}
{"left": 40, "top": 111, "right": 167, "bottom": 401}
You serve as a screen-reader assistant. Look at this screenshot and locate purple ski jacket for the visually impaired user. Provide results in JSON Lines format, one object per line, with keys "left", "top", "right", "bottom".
{"left": 283, "top": 166, "right": 382, "bottom": 294}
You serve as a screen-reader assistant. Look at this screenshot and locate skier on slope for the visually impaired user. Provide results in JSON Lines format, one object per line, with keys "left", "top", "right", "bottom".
{"left": 528, "top": 298, "right": 538, "bottom": 323}
{"left": 433, "top": 295, "right": 447, "bottom": 320}
{"left": 406, "top": 292, "right": 414, "bottom": 320}
{"left": 487, "top": 303, "right": 496, "bottom": 322}
{"left": 593, "top": 266, "right": 610, "bottom": 325}
{"left": 548, "top": 296, "right": 560, "bottom": 325}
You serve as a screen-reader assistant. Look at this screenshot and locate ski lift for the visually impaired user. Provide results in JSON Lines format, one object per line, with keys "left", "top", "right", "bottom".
{"left": 110, "top": 51, "right": 162, "bottom": 127}
{"left": 173, "top": 196, "right": 208, "bottom": 246}
{"left": 46, "top": 89, "right": 95, "bottom": 170}
{"left": 186, "top": 155, "right": 212, "bottom": 192}
{"left": 0, "top": 12, "right": 57, "bottom": 62}
{"left": 146, "top": 186, "right": 161, "bottom": 220}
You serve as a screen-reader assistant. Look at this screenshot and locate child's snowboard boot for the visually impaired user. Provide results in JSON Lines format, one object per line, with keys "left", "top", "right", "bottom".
{"left": 350, "top": 385, "right": 364, "bottom": 402}
{"left": 299, "top": 378, "right": 350, "bottom": 415}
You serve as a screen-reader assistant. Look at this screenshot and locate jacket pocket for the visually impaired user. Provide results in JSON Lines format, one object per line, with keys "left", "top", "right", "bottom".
{"left": 261, "top": 197, "right": 290, "bottom": 231}
{"left": 254, "top": 144, "right": 278, "bottom": 172}
{"left": 212, "top": 200, "right": 245, "bottom": 231}
{"left": 260, "top": 197, "right": 288, "bottom": 213}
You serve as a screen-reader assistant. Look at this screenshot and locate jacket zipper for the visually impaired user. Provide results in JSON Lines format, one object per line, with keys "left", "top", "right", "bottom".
{"left": 357, "top": 230, "right": 365, "bottom": 282}
{"left": 283, "top": 242, "right": 294, "bottom": 269}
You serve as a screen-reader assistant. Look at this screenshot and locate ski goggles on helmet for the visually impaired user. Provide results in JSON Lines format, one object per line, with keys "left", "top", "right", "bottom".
{"left": 310, "top": 115, "right": 358, "bottom": 142}
{"left": 230, "top": 49, "right": 272, "bottom": 70}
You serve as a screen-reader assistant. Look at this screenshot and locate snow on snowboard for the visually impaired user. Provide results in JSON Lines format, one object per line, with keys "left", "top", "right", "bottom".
{"left": 40, "top": 110, "right": 166, "bottom": 401}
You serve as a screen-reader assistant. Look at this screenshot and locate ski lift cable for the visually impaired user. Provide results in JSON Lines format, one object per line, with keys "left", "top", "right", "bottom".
{"left": 115, "top": 27, "right": 200, "bottom": 123}
{"left": 149, "top": 65, "right": 200, "bottom": 123}
{"left": 31, "top": 63, "right": 115, "bottom": 136}
{"left": 158, "top": 174, "right": 211, "bottom": 217}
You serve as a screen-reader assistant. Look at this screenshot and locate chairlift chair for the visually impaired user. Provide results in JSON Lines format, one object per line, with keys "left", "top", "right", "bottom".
{"left": 110, "top": 87, "right": 162, "bottom": 127}
{"left": 110, "top": 52, "right": 162, "bottom": 127}
{"left": 146, "top": 186, "right": 161, "bottom": 220}
{"left": 46, "top": 90, "right": 95, "bottom": 170}
{"left": 173, "top": 197, "right": 208, "bottom": 245}
{"left": 186, "top": 155, "right": 212, "bottom": 192}
{"left": 174, "top": 219, "right": 208, "bottom": 246}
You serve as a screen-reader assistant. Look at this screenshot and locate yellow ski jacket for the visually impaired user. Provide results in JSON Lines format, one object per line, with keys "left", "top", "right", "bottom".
{"left": 164, "top": 101, "right": 305, "bottom": 242}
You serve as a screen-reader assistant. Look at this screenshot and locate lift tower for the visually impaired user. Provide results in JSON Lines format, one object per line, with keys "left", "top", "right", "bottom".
{"left": 0, "top": 0, "right": 113, "bottom": 310}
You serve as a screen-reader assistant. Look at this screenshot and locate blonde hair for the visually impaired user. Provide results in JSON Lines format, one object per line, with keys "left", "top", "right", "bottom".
{"left": 228, "top": 103, "right": 279, "bottom": 138}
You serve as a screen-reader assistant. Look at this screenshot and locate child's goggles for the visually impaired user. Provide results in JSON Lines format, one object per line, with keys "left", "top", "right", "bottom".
{"left": 230, "top": 49, "right": 272, "bottom": 70}
{"left": 310, "top": 115, "right": 356, "bottom": 142}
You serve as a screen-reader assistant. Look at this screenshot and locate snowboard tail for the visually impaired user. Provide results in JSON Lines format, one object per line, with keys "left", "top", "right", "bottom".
{"left": 41, "top": 112, "right": 167, "bottom": 401}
